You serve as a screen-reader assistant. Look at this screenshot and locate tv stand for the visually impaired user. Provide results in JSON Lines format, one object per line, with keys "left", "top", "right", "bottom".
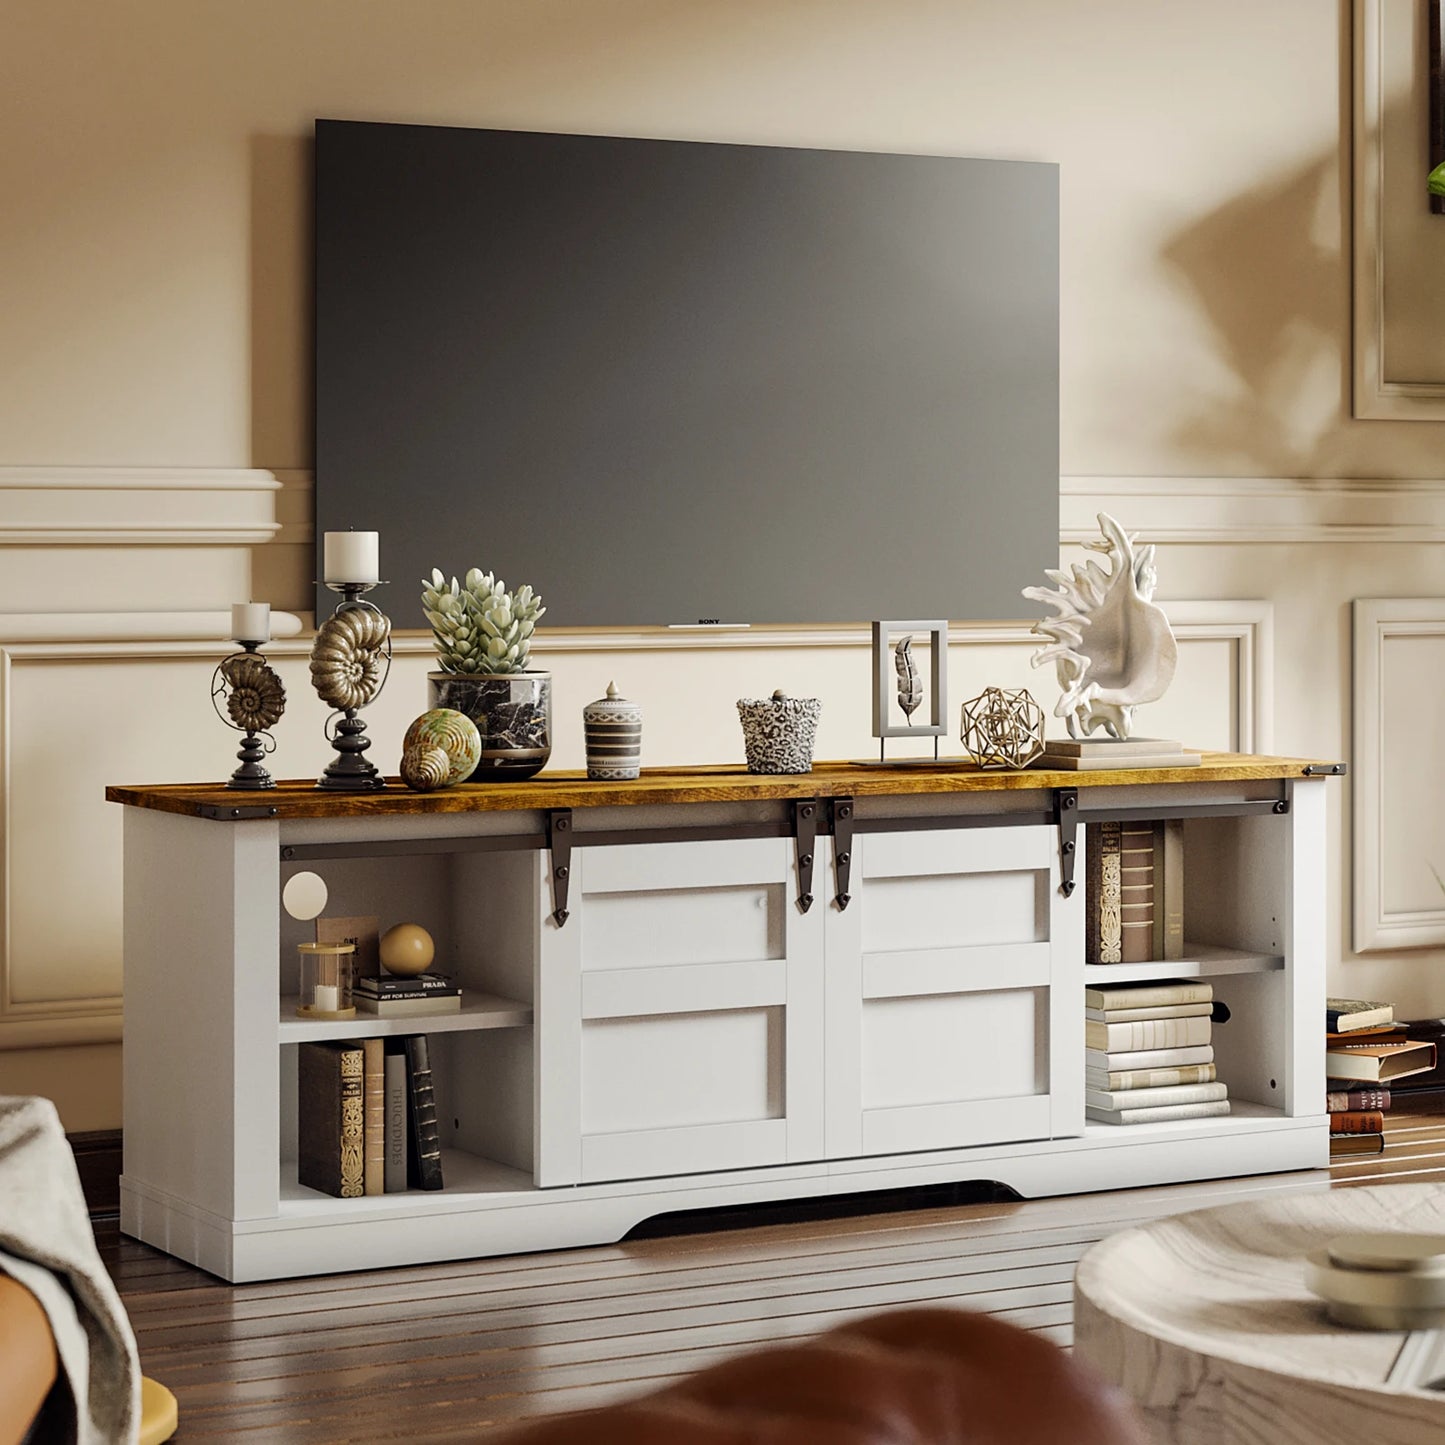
{"left": 108, "top": 755, "right": 1336, "bottom": 1282}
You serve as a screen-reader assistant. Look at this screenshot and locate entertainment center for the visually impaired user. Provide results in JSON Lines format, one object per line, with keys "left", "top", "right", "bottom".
{"left": 111, "top": 754, "right": 1334, "bottom": 1283}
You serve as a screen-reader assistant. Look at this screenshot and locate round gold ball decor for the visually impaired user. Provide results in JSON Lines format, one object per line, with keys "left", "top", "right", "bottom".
{"left": 379, "top": 923, "right": 436, "bottom": 977}
{"left": 959, "top": 686, "right": 1045, "bottom": 769}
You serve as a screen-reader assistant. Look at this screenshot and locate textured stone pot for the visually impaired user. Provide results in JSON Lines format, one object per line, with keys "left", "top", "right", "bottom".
{"left": 428, "top": 671, "right": 552, "bottom": 781}
{"left": 737, "top": 689, "right": 821, "bottom": 774}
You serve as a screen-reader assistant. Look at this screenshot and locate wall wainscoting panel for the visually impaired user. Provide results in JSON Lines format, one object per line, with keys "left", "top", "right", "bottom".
{"left": 1353, "top": 599, "right": 1445, "bottom": 951}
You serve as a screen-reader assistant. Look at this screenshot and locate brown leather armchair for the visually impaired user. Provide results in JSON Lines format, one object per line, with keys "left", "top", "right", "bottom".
{"left": 489, "top": 1307, "right": 1150, "bottom": 1444}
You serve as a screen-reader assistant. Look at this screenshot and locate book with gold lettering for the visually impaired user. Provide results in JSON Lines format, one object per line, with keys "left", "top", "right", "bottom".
{"left": 297, "top": 1040, "right": 365, "bottom": 1199}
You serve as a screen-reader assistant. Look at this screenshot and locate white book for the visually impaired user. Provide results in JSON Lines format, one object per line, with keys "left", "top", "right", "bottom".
{"left": 1037, "top": 750, "right": 1202, "bottom": 771}
{"left": 1085, "top": 1015, "right": 1212, "bottom": 1052}
{"left": 1086, "top": 1044, "right": 1215, "bottom": 1071}
{"left": 1085, "top": 1063, "right": 1218, "bottom": 1091}
{"left": 1084, "top": 1002, "right": 1213, "bottom": 1023}
{"left": 1087, "top": 1099, "right": 1231, "bottom": 1125}
{"left": 1085, "top": 1081, "right": 1228, "bottom": 1112}
{"left": 1084, "top": 981, "right": 1213, "bottom": 1010}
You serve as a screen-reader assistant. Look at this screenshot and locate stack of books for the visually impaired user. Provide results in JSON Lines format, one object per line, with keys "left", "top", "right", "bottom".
{"left": 354, "top": 971, "right": 462, "bottom": 1017}
{"left": 1084, "top": 980, "right": 1229, "bottom": 1124}
{"left": 1325, "top": 997, "right": 1435, "bottom": 1157}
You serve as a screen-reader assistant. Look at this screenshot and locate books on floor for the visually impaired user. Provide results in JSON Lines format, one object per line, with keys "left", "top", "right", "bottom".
{"left": 1326, "top": 997, "right": 1394, "bottom": 1032}
{"left": 1083, "top": 979, "right": 1229, "bottom": 1125}
{"left": 1325, "top": 1039, "right": 1436, "bottom": 1083}
{"left": 1328, "top": 1131, "right": 1385, "bottom": 1157}
{"left": 297, "top": 1033, "right": 445, "bottom": 1198}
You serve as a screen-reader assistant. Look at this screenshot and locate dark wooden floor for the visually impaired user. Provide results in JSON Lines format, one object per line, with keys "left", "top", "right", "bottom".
{"left": 102, "top": 1110, "right": 1445, "bottom": 1441}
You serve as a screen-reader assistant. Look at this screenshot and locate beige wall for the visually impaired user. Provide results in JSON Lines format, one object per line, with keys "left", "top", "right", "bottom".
{"left": 2, "top": 0, "right": 1444, "bottom": 1130}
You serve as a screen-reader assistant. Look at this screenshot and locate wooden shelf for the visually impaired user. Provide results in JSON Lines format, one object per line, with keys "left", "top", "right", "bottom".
{"left": 278, "top": 1148, "right": 534, "bottom": 1216}
{"left": 1083, "top": 943, "right": 1284, "bottom": 984}
{"left": 1083, "top": 1098, "right": 1290, "bottom": 1138}
{"left": 106, "top": 751, "right": 1341, "bottom": 820}
{"left": 277, "top": 992, "right": 532, "bottom": 1043}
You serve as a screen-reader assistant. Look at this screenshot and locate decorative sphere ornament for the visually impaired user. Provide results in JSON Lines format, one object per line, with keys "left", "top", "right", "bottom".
{"left": 401, "top": 708, "right": 481, "bottom": 786}
{"left": 379, "top": 923, "right": 435, "bottom": 976}
{"left": 960, "top": 686, "right": 1045, "bottom": 770}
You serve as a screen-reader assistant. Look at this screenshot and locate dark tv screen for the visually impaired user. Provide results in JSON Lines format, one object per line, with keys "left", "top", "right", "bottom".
{"left": 315, "top": 119, "right": 1058, "bottom": 628}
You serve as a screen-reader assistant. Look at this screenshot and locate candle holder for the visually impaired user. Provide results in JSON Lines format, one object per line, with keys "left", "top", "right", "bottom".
{"left": 310, "top": 581, "right": 392, "bottom": 791}
{"left": 212, "top": 641, "right": 286, "bottom": 790}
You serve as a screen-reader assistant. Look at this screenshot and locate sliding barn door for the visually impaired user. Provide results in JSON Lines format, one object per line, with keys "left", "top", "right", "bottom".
{"left": 536, "top": 837, "right": 825, "bottom": 1186}
{"left": 824, "top": 824, "right": 1082, "bottom": 1160}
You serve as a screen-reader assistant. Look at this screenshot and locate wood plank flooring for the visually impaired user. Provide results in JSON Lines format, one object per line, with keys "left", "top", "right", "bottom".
{"left": 102, "top": 1110, "right": 1445, "bottom": 1441}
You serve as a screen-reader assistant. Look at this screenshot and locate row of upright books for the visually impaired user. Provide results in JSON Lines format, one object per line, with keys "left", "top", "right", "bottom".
{"left": 1324, "top": 996, "right": 1436, "bottom": 1158}
{"left": 298, "top": 1035, "right": 444, "bottom": 1198}
{"left": 1084, "top": 819, "right": 1183, "bottom": 965}
{"left": 1085, "top": 979, "right": 1228, "bottom": 1124}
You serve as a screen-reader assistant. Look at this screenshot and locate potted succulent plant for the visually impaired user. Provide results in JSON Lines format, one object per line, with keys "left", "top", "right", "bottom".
{"left": 422, "top": 568, "right": 551, "bottom": 779}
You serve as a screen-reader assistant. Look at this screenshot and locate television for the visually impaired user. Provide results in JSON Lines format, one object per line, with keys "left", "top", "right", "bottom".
{"left": 315, "top": 120, "right": 1058, "bottom": 629}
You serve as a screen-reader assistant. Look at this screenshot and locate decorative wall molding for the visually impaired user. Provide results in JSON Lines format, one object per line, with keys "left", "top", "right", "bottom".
{"left": 1063, "top": 475, "right": 1445, "bottom": 543}
{"left": 1352, "top": 598, "right": 1445, "bottom": 951}
{"left": 0, "top": 647, "right": 124, "bottom": 1047}
{"left": 0, "top": 466, "right": 282, "bottom": 544}
{"left": 1351, "top": 0, "right": 1445, "bottom": 419}
{"left": 1164, "top": 601, "right": 1273, "bottom": 755}
{"left": 0, "top": 612, "right": 307, "bottom": 648}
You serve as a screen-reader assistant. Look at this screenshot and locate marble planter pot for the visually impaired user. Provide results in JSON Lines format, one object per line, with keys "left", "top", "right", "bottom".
{"left": 428, "top": 671, "right": 552, "bottom": 781}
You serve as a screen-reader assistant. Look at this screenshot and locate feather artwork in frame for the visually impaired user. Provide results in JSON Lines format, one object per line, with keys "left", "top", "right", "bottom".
{"left": 894, "top": 635, "right": 924, "bottom": 723}
{"left": 871, "top": 620, "right": 947, "bottom": 761}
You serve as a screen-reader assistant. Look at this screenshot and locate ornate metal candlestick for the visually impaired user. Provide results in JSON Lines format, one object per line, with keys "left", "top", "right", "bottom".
{"left": 212, "top": 640, "right": 286, "bottom": 790}
{"left": 310, "top": 581, "right": 392, "bottom": 791}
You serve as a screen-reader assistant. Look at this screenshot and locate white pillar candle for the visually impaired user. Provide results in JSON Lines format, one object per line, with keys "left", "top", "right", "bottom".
{"left": 230, "top": 602, "right": 271, "bottom": 644}
{"left": 311, "top": 984, "right": 340, "bottom": 1012}
{"left": 323, "top": 531, "right": 380, "bottom": 585}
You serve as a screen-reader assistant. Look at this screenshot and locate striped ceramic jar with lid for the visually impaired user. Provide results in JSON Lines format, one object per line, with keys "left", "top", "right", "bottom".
{"left": 583, "top": 682, "right": 643, "bottom": 780}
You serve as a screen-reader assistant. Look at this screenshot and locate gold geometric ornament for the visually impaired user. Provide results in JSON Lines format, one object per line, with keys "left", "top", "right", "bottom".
{"left": 959, "top": 686, "right": 1045, "bottom": 769}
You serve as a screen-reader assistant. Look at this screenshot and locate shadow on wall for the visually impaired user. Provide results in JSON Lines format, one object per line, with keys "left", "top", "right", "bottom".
{"left": 1161, "top": 146, "right": 1344, "bottom": 476}
{"left": 1161, "top": 80, "right": 1445, "bottom": 477}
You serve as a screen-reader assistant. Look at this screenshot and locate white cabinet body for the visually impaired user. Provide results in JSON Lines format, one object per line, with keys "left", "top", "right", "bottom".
{"left": 115, "top": 769, "right": 1333, "bottom": 1281}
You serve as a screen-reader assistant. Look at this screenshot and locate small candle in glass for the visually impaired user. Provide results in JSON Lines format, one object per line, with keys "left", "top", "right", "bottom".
{"left": 322, "top": 531, "right": 380, "bottom": 585}
{"left": 297, "top": 941, "right": 356, "bottom": 1018}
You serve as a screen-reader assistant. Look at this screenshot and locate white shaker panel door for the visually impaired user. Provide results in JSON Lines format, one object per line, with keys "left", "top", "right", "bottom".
{"left": 538, "top": 837, "right": 824, "bottom": 1185}
{"left": 825, "top": 824, "right": 1082, "bottom": 1160}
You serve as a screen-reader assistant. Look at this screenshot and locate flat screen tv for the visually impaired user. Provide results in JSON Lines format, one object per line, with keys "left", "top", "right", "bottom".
{"left": 315, "top": 119, "right": 1058, "bottom": 629}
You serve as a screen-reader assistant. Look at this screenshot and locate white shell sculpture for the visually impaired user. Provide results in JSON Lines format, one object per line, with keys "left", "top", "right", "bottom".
{"left": 1021, "top": 513, "right": 1177, "bottom": 740}
{"left": 309, "top": 605, "right": 391, "bottom": 712}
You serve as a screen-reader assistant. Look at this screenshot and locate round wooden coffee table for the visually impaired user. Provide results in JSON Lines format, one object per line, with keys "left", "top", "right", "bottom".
{"left": 1074, "top": 1184, "right": 1445, "bottom": 1444}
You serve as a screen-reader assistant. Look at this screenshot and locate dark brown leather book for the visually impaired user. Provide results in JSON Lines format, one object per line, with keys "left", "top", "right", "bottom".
{"left": 404, "top": 1034, "right": 444, "bottom": 1191}
{"left": 297, "top": 1040, "right": 365, "bottom": 1199}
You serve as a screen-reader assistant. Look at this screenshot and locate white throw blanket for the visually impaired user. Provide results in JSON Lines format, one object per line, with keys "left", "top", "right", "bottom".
{"left": 0, "top": 1095, "right": 139, "bottom": 1444}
